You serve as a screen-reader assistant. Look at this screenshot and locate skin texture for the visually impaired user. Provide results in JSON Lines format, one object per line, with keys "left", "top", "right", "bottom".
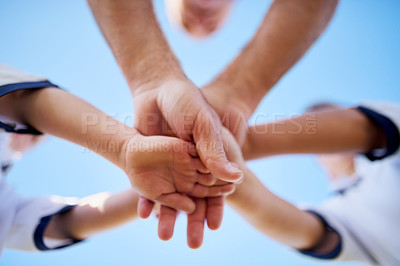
{"left": 0, "top": 88, "right": 235, "bottom": 214}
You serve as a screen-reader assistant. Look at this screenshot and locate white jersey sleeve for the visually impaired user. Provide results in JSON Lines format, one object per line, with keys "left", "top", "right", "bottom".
{"left": 0, "top": 180, "right": 81, "bottom": 254}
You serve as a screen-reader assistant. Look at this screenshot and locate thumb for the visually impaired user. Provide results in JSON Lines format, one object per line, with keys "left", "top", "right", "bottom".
{"left": 194, "top": 112, "right": 243, "bottom": 182}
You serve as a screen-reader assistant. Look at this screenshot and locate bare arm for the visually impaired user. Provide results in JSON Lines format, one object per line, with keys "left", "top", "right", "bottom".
{"left": 202, "top": 0, "right": 338, "bottom": 143}
{"left": 87, "top": 0, "right": 186, "bottom": 91}
{"left": 45, "top": 190, "right": 139, "bottom": 240}
{"left": 0, "top": 88, "right": 131, "bottom": 168}
{"left": 207, "top": 0, "right": 338, "bottom": 108}
{"left": 243, "top": 108, "right": 386, "bottom": 161}
{"left": 219, "top": 128, "right": 324, "bottom": 250}
{"left": 227, "top": 166, "right": 324, "bottom": 249}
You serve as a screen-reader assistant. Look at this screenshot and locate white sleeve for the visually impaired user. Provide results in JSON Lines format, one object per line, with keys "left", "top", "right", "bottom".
{"left": 1, "top": 181, "right": 82, "bottom": 252}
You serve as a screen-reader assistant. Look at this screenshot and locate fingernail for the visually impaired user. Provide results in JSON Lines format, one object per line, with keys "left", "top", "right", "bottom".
{"left": 227, "top": 162, "right": 242, "bottom": 173}
{"left": 227, "top": 162, "right": 243, "bottom": 180}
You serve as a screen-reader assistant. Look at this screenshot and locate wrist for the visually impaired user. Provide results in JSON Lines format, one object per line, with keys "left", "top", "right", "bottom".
{"left": 126, "top": 53, "right": 188, "bottom": 97}
{"left": 203, "top": 78, "right": 261, "bottom": 116}
{"left": 243, "top": 125, "right": 279, "bottom": 161}
{"left": 116, "top": 129, "right": 140, "bottom": 171}
{"left": 130, "top": 73, "right": 190, "bottom": 98}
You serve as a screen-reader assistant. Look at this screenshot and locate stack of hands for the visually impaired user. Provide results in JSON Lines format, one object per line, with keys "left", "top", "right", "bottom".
{"left": 124, "top": 78, "right": 249, "bottom": 249}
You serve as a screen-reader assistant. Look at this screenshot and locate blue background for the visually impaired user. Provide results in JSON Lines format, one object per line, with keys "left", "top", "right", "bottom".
{"left": 1, "top": 0, "right": 399, "bottom": 265}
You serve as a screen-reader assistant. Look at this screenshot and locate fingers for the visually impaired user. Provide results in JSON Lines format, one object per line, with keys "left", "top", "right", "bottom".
{"left": 193, "top": 110, "right": 243, "bottom": 182}
{"left": 187, "top": 198, "right": 206, "bottom": 249}
{"left": 157, "top": 196, "right": 224, "bottom": 248}
{"left": 187, "top": 142, "right": 199, "bottom": 157}
{"left": 189, "top": 182, "right": 235, "bottom": 198}
{"left": 137, "top": 196, "right": 155, "bottom": 218}
{"left": 156, "top": 193, "right": 196, "bottom": 214}
{"left": 196, "top": 173, "right": 216, "bottom": 186}
{"left": 158, "top": 206, "right": 178, "bottom": 241}
{"left": 206, "top": 196, "right": 224, "bottom": 230}
{"left": 205, "top": 155, "right": 243, "bottom": 182}
{"left": 191, "top": 157, "right": 210, "bottom": 174}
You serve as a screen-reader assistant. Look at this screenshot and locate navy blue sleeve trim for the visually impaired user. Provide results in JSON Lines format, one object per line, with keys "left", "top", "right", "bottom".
{"left": 0, "top": 121, "right": 43, "bottom": 135}
{"left": 0, "top": 80, "right": 60, "bottom": 135}
{"left": 298, "top": 210, "right": 342, "bottom": 260}
{"left": 34, "top": 205, "right": 84, "bottom": 251}
{"left": 0, "top": 80, "right": 58, "bottom": 97}
{"left": 357, "top": 106, "right": 400, "bottom": 161}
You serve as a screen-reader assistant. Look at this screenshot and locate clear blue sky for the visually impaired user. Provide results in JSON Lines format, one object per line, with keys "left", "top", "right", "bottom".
{"left": 1, "top": 1, "right": 399, "bottom": 265}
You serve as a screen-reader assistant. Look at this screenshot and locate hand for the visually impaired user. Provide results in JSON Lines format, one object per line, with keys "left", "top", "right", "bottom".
{"left": 202, "top": 83, "right": 253, "bottom": 146}
{"left": 122, "top": 132, "right": 236, "bottom": 213}
{"left": 133, "top": 79, "right": 243, "bottom": 182}
{"left": 153, "top": 128, "right": 244, "bottom": 248}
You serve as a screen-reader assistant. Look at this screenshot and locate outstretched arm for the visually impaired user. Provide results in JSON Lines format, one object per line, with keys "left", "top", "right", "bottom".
{"left": 45, "top": 190, "right": 140, "bottom": 240}
{"left": 221, "top": 129, "right": 326, "bottom": 250}
{"left": 227, "top": 166, "right": 324, "bottom": 250}
{"left": 202, "top": 0, "right": 339, "bottom": 144}
{"left": 87, "top": 0, "right": 185, "bottom": 92}
{"left": 0, "top": 87, "right": 131, "bottom": 168}
{"left": 243, "top": 108, "right": 386, "bottom": 160}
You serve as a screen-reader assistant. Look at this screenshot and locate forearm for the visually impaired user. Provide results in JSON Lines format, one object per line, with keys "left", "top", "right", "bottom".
{"left": 87, "top": 0, "right": 186, "bottom": 92}
{"left": 0, "top": 88, "right": 133, "bottom": 168}
{"left": 227, "top": 166, "right": 323, "bottom": 249}
{"left": 45, "top": 190, "right": 139, "bottom": 240}
{"left": 243, "top": 108, "right": 385, "bottom": 160}
{"left": 209, "top": 0, "right": 338, "bottom": 109}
